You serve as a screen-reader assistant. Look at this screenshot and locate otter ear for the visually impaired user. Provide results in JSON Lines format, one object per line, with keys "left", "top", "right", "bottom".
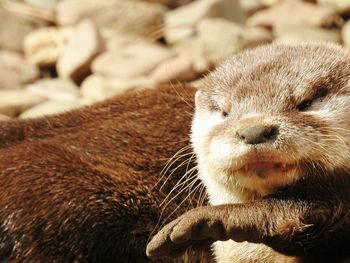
{"left": 195, "top": 90, "right": 202, "bottom": 106}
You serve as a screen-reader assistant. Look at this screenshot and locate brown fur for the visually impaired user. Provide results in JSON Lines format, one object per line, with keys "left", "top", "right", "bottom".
{"left": 0, "top": 84, "right": 208, "bottom": 262}
{"left": 147, "top": 43, "right": 350, "bottom": 262}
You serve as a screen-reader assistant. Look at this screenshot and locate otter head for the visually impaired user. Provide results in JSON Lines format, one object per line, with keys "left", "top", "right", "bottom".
{"left": 191, "top": 43, "right": 350, "bottom": 204}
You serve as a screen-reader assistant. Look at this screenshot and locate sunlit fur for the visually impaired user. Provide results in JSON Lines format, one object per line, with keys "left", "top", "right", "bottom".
{"left": 191, "top": 42, "right": 350, "bottom": 262}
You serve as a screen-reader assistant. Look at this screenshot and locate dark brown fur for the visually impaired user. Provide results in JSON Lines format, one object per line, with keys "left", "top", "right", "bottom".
{"left": 0, "top": 85, "right": 208, "bottom": 262}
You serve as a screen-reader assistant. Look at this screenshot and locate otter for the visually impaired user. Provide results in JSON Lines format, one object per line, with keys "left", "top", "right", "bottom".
{"left": 0, "top": 84, "right": 210, "bottom": 262}
{"left": 146, "top": 42, "right": 350, "bottom": 262}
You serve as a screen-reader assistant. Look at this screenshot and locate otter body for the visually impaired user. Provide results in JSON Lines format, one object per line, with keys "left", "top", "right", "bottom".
{"left": 147, "top": 43, "right": 350, "bottom": 262}
{"left": 0, "top": 85, "right": 202, "bottom": 262}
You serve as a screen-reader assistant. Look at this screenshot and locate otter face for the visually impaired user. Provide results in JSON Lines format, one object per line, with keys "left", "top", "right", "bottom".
{"left": 191, "top": 43, "right": 350, "bottom": 202}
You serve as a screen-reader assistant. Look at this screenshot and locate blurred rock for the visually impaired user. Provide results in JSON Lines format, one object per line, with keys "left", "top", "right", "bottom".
{"left": 25, "top": 78, "right": 80, "bottom": 102}
{"left": 140, "top": 0, "right": 193, "bottom": 8}
{"left": 0, "top": 51, "right": 40, "bottom": 90}
{"left": 92, "top": 41, "right": 175, "bottom": 78}
{"left": 0, "top": 8, "right": 47, "bottom": 52}
{"left": 247, "top": 0, "right": 340, "bottom": 28}
{"left": 0, "top": 90, "right": 45, "bottom": 117}
{"left": 24, "top": 0, "right": 60, "bottom": 10}
{"left": 275, "top": 24, "right": 341, "bottom": 44}
{"left": 57, "top": 20, "right": 104, "bottom": 83}
{"left": 196, "top": 18, "right": 244, "bottom": 65}
{"left": 19, "top": 100, "right": 84, "bottom": 119}
{"left": 150, "top": 55, "right": 197, "bottom": 83}
{"left": 342, "top": 20, "right": 350, "bottom": 49}
{"left": 24, "top": 27, "right": 72, "bottom": 67}
{"left": 57, "top": 0, "right": 166, "bottom": 38}
{"left": 239, "top": 0, "right": 265, "bottom": 17}
{"left": 0, "top": 114, "right": 10, "bottom": 121}
{"left": 173, "top": 38, "right": 210, "bottom": 73}
{"left": 81, "top": 75, "right": 154, "bottom": 102}
{"left": 317, "top": 0, "right": 350, "bottom": 14}
{"left": 242, "top": 26, "right": 273, "bottom": 48}
{"left": 165, "top": 0, "right": 244, "bottom": 44}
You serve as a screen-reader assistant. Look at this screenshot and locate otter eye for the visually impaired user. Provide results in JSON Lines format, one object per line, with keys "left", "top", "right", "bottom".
{"left": 297, "top": 99, "right": 313, "bottom": 111}
{"left": 222, "top": 111, "right": 229, "bottom": 117}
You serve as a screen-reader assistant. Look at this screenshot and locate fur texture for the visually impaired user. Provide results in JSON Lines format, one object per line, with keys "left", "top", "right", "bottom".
{"left": 147, "top": 43, "right": 350, "bottom": 262}
{"left": 0, "top": 85, "right": 207, "bottom": 262}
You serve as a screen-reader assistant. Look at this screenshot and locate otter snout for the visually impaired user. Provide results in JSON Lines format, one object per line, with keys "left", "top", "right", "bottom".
{"left": 236, "top": 125, "right": 278, "bottom": 145}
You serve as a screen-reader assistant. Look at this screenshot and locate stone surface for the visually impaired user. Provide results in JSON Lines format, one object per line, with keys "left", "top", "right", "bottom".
{"left": 81, "top": 75, "right": 154, "bottom": 102}
{"left": 25, "top": 78, "right": 80, "bottom": 102}
{"left": 165, "top": 0, "right": 244, "bottom": 43}
{"left": 0, "top": 8, "right": 47, "bottom": 52}
{"left": 342, "top": 20, "right": 350, "bottom": 50}
{"left": 0, "top": 114, "right": 10, "bottom": 121}
{"left": 196, "top": 18, "right": 244, "bottom": 65}
{"left": 317, "top": 0, "right": 350, "bottom": 14}
{"left": 57, "top": 19, "right": 104, "bottom": 83}
{"left": 19, "top": 100, "right": 84, "bottom": 119}
{"left": 242, "top": 26, "right": 273, "bottom": 48}
{"left": 239, "top": 0, "right": 265, "bottom": 17}
{"left": 0, "top": 51, "right": 40, "bottom": 90}
{"left": 275, "top": 24, "right": 341, "bottom": 44}
{"left": 0, "top": 90, "right": 45, "bottom": 117}
{"left": 92, "top": 41, "right": 175, "bottom": 78}
{"left": 150, "top": 55, "right": 197, "bottom": 83}
{"left": 57, "top": 0, "right": 166, "bottom": 38}
{"left": 247, "top": 0, "right": 340, "bottom": 28}
{"left": 24, "top": 26, "right": 72, "bottom": 67}
{"left": 25, "top": 0, "right": 60, "bottom": 10}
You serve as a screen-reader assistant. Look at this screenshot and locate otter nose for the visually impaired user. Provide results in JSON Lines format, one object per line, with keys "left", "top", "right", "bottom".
{"left": 236, "top": 125, "right": 278, "bottom": 145}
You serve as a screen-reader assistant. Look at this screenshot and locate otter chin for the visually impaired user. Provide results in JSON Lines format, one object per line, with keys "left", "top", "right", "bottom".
{"left": 147, "top": 42, "right": 350, "bottom": 263}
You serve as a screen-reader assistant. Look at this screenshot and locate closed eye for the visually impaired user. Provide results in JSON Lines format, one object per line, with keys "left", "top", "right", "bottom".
{"left": 296, "top": 87, "right": 328, "bottom": 112}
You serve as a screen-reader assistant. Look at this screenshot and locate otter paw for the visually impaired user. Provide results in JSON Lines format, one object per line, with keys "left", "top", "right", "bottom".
{"left": 146, "top": 206, "right": 224, "bottom": 258}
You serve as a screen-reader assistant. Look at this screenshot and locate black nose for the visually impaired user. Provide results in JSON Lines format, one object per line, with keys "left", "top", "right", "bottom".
{"left": 236, "top": 125, "right": 278, "bottom": 145}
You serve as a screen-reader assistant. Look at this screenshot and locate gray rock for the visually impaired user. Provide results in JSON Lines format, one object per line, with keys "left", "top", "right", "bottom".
{"left": 57, "top": 19, "right": 104, "bottom": 83}
{"left": 92, "top": 41, "right": 175, "bottom": 78}
{"left": 0, "top": 51, "right": 40, "bottom": 90}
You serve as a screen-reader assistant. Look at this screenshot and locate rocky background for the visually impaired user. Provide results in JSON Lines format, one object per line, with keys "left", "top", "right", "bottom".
{"left": 0, "top": 0, "right": 348, "bottom": 119}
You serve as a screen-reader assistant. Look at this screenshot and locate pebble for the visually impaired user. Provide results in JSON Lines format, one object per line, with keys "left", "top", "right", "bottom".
{"left": 317, "top": 0, "right": 350, "bottom": 14}
{"left": 274, "top": 24, "right": 341, "bottom": 44}
{"left": 24, "top": 26, "right": 72, "bottom": 67}
{"left": 57, "top": 20, "right": 105, "bottom": 83}
{"left": 19, "top": 100, "right": 85, "bottom": 119}
{"left": 25, "top": 78, "right": 80, "bottom": 102}
{"left": 81, "top": 75, "right": 154, "bottom": 102}
{"left": 92, "top": 41, "right": 175, "bottom": 78}
{"left": 247, "top": 0, "right": 340, "bottom": 28}
{"left": 57, "top": 0, "right": 166, "bottom": 38}
{"left": 0, "top": 9, "right": 47, "bottom": 52}
{"left": 165, "top": 0, "right": 244, "bottom": 44}
{"left": 150, "top": 55, "right": 197, "bottom": 83}
{"left": 0, "top": 51, "right": 40, "bottom": 90}
{"left": 0, "top": 90, "right": 45, "bottom": 117}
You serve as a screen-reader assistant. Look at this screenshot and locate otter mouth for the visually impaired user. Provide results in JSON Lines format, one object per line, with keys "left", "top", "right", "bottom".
{"left": 238, "top": 161, "right": 295, "bottom": 177}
